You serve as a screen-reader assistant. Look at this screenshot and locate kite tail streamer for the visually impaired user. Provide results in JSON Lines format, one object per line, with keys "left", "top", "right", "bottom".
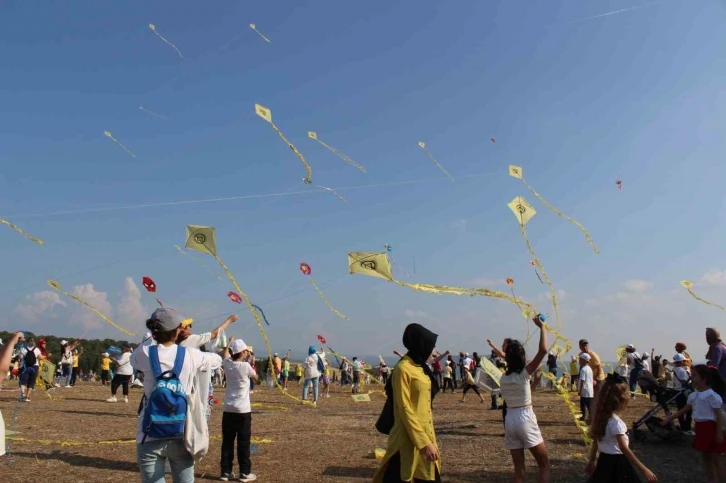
{"left": 393, "top": 280, "right": 533, "bottom": 311}
{"left": 541, "top": 372, "right": 592, "bottom": 447}
{"left": 520, "top": 178, "right": 598, "bottom": 254}
{"left": 309, "top": 183, "right": 349, "bottom": 206}
{"left": 316, "top": 139, "right": 367, "bottom": 173}
{"left": 139, "top": 106, "right": 168, "bottom": 120}
{"left": 0, "top": 218, "right": 44, "bottom": 245}
{"left": 534, "top": 269, "right": 544, "bottom": 284}
{"left": 149, "top": 24, "right": 183, "bottom": 58}
{"left": 686, "top": 288, "right": 726, "bottom": 311}
{"left": 251, "top": 304, "right": 270, "bottom": 326}
{"left": 270, "top": 123, "right": 312, "bottom": 183}
{"left": 47, "top": 280, "right": 137, "bottom": 336}
{"left": 104, "top": 131, "right": 136, "bottom": 158}
{"left": 419, "top": 145, "right": 454, "bottom": 183}
{"left": 519, "top": 224, "right": 562, "bottom": 331}
{"left": 210, "top": 255, "right": 310, "bottom": 405}
{"left": 309, "top": 278, "right": 348, "bottom": 319}
{"left": 175, "top": 245, "right": 225, "bottom": 282}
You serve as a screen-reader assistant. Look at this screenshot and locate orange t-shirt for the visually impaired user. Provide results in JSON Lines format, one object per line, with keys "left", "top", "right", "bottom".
{"left": 273, "top": 357, "right": 281, "bottom": 373}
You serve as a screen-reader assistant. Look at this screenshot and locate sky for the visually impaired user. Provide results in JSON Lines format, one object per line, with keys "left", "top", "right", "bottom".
{"left": 1, "top": 0, "right": 725, "bottom": 364}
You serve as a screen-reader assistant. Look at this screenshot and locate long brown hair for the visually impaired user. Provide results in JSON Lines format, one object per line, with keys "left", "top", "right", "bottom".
{"left": 589, "top": 373, "right": 630, "bottom": 441}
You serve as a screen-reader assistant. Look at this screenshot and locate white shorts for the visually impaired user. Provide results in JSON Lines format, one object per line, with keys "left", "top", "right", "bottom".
{"left": 504, "top": 406, "right": 544, "bottom": 450}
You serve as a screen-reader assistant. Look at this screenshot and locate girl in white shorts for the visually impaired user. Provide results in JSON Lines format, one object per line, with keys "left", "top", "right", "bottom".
{"left": 499, "top": 315, "right": 550, "bottom": 483}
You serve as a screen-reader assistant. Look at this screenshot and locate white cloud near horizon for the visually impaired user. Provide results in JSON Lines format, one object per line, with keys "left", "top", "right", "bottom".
{"left": 699, "top": 269, "right": 726, "bottom": 287}
{"left": 623, "top": 279, "right": 652, "bottom": 293}
{"left": 15, "top": 291, "right": 67, "bottom": 322}
{"left": 404, "top": 309, "right": 428, "bottom": 319}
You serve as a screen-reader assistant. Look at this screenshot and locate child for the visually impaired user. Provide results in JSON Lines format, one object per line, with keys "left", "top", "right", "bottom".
{"left": 100, "top": 352, "right": 111, "bottom": 386}
{"left": 579, "top": 353, "right": 594, "bottom": 423}
{"left": 663, "top": 365, "right": 726, "bottom": 483}
{"left": 570, "top": 356, "right": 579, "bottom": 392}
{"left": 460, "top": 366, "right": 485, "bottom": 404}
{"left": 499, "top": 315, "right": 550, "bottom": 482}
{"left": 322, "top": 360, "right": 331, "bottom": 398}
{"left": 221, "top": 337, "right": 258, "bottom": 482}
{"left": 443, "top": 360, "right": 455, "bottom": 393}
{"left": 586, "top": 373, "right": 657, "bottom": 482}
{"left": 295, "top": 364, "right": 303, "bottom": 385}
{"left": 671, "top": 353, "right": 692, "bottom": 434}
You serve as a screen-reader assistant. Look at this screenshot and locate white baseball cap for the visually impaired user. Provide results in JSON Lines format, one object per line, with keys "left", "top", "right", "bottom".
{"left": 642, "top": 352, "right": 650, "bottom": 357}
{"left": 673, "top": 353, "right": 685, "bottom": 362}
{"left": 102, "top": 352, "right": 109, "bottom": 357}
{"left": 579, "top": 353, "right": 591, "bottom": 362}
{"left": 626, "top": 344, "right": 635, "bottom": 349}
{"left": 61, "top": 340, "right": 68, "bottom": 345}
{"left": 230, "top": 339, "right": 248, "bottom": 355}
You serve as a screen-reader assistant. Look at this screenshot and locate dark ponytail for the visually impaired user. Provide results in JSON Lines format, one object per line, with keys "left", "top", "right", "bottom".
{"left": 692, "top": 364, "right": 726, "bottom": 396}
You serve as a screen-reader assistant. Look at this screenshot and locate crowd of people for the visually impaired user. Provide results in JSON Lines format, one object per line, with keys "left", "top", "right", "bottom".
{"left": 3, "top": 316, "right": 726, "bottom": 482}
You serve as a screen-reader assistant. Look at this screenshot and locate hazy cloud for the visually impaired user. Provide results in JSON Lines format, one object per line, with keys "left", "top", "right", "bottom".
{"left": 404, "top": 309, "right": 428, "bottom": 318}
{"left": 699, "top": 269, "right": 726, "bottom": 287}
{"left": 71, "top": 283, "right": 113, "bottom": 330}
{"left": 15, "top": 291, "right": 67, "bottom": 322}
{"left": 624, "top": 279, "right": 652, "bottom": 293}
{"left": 450, "top": 219, "right": 468, "bottom": 231}
{"left": 117, "top": 277, "right": 149, "bottom": 329}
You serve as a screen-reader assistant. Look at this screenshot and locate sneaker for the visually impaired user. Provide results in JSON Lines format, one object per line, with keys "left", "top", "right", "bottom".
{"left": 220, "top": 472, "right": 232, "bottom": 481}
{"left": 239, "top": 474, "right": 257, "bottom": 482}
{"left": 124, "top": 396, "right": 128, "bottom": 403}
{"left": 24, "top": 398, "right": 30, "bottom": 402}
{"left": 65, "top": 385, "right": 72, "bottom": 388}
{"left": 54, "top": 384, "right": 60, "bottom": 388}
{"left": 106, "top": 396, "right": 117, "bottom": 402}
{"left": 684, "top": 430, "right": 696, "bottom": 436}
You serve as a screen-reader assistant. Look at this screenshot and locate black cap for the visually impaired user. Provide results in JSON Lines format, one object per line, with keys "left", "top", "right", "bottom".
{"left": 579, "top": 339, "right": 589, "bottom": 346}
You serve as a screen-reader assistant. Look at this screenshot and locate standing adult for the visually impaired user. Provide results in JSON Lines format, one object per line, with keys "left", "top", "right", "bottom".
{"left": 107, "top": 343, "right": 133, "bottom": 403}
{"left": 272, "top": 353, "right": 282, "bottom": 385}
{"left": 705, "top": 328, "right": 726, "bottom": 395}
{"left": 302, "top": 346, "right": 322, "bottom": 406}
{"left": 625, "top": 345, "right": 644, "bottom": 397}
{"left": 1, "top": 332, "right": 24, "bottom": 455}
{"left": 19, "top": 337, "right": 45, "bottom": 402}
{"left": 132, "top": 308, "right": 223, "bottom": 483}
{"left": 374, "top": 323, "right": 441, "bottom": 483}
{"left": 579, "top": 339, "right": 605, "bottom": 398}
{"left": 56, "top": 340, "right": 79, "bottom": 388}
{"left": 675, "top": 342, "right": 693, "bottom": 369}
{"left": 351, "top": 357, "right": 363, "bottom": 394}
{"left": 546, "top": 353, "right": 558, "bottom": 389}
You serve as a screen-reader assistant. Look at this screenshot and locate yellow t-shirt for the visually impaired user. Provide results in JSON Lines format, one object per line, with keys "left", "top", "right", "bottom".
{"left": 72, "top": 355, "right": 79, "bottom": 368}
{"left": 324, "top": 367, "right": 330, "bottom": 377}
{"left": 295, "top": 366, "right": 303, "bottom": 376}
{"left": 283, "top": 360, "right": 290, "bottom": 372}
{"left": 101, "top": 357, "right": 110, "bottom": 371}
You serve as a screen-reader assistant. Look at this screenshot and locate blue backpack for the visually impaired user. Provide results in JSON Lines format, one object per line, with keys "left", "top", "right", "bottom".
{"left": 142, "top": 345, "right": 188, "bottom": 443}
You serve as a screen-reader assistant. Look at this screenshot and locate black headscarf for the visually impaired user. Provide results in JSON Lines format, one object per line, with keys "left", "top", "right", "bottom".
{"left": 402, "top": 323, "right": 440, "bottom": 401}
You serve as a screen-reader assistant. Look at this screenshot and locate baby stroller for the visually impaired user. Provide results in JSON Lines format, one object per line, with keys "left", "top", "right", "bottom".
{"left": 631, "top": 371, "right": 688, "bottom": 442}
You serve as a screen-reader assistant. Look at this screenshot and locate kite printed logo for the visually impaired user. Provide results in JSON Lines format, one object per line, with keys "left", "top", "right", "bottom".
{"left": 194, "top": 233, "right": 206, "bottom": 244}
{"left": 361, "top": 260, "right": 377, "bottom": 270}
{"left": 517, "top": 204, "right": 526, "bottom": 214}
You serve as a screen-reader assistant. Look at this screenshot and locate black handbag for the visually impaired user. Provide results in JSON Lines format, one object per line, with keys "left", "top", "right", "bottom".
{"left": 375, "top": 374, "right": 394, "bottom": 434}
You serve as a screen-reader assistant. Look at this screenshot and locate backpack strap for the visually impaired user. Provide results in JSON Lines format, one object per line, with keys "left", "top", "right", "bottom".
{"left": 172, "top": 346, "right": 186, "bottom": 378}
{"left": 149, "top": 345, "right": 162, "bottom": 380}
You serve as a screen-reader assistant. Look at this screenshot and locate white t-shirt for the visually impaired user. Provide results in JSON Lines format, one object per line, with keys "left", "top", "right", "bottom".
{"left": 179, "top": 333, "right": 212, "bottom": 349}
{"left": 673, "top": 367, "right": 690, "bottom": 390}
{"left": 642, "top": 360, "right": 651, "bottom": 372}
{"left": 626, "top": 352, "right": 641, "bottom": 367}
{"left": 599, "top": 415, "right": 628, "bottom": 455}
{"left": 687, "top": 389, "right": 723, "bottom": 422}
{"left": 115, "top": 352, "right": 133, "bottom": 376}
{"left": 223, "top": 358, "right": 256, "bottom": 414}
{"left": 500, "top": 369, "right": 532, "bottom": 407}
{"left": 463, "top": 357, "right": 473, "bottom": 370}
{"left": 130, "top": 343, "right": 222, "bottom": 443}
{"left": 0, "top": 409, "right": 5, "bottom": 456}
{"left": 579, "top": 366, "right": 594, "bottom": 398}
{"left": 303, "top": 354, "right": 321, "bottom": 379}
{"left": 21, "top": 347, "right": 42, "bottom": 367}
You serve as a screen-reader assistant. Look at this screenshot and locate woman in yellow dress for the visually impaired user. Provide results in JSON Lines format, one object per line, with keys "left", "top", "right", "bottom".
{"left": 374, "top": 323, "right": 441, "bottom": 483}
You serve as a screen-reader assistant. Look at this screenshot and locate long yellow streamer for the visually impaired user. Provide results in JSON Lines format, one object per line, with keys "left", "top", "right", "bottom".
{"left": 211, "top": 254, "right": 311, "bottom": 405}
{"left": 174, "top": 245, "right": 225, "bottom": 282}
{"left": 255, "top": 104, "right": 312, "bottom": 183}
{"left": 680, "top": 280, "right": 725, "bottom": 311}
{"left": 249, "top": 23, "right": 271, "bottom": 43}
{"left": 139, "top": 106, "right": 168, "bottom": 120}
{"left": 0, "top": 218, "right": 44, "bottom": 245}
{"left": 418, "top": 142, "right": 454, "bottom": 183}
{"left": 309, "top": 278, "right": 348, "bottom": 319}
{"left": 304, "top": 179, "right": 349, "bottom": 206}
{"left": 394, "top": 280, "right": 533, "bottom": 311}
{"left": 47, "top": 280, "right": 137, "bottom": 336}
{"left": 148, "top": 23, "right": 183, "bottom": 58}
{"left": 541, "top": 372, "right": 593, "bottom": 447}
{"left": 308, "top": 132, "right": 367, "bottom": 173}
{"left": 519, "top": 222, "right": 562, "bottom": 332}
{"left": 510, "top": 166, "right": 598, "bottom": 253}
{"left": 104, "top": 131, "right": 136, "bottom": 158}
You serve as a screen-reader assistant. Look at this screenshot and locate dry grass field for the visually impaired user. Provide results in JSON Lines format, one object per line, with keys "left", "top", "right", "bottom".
{"left": 0, "top": 379, "right": 705, "bottom": 482}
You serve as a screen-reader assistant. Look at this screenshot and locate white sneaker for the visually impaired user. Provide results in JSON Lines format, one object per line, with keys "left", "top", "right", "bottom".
{"left": 239, "top": 474, "right": 257, "bottom": 482}
{"left": 124, "top": 396, "right": 128, "bottom": 403}
{"left": 106, "top": 396, "right": 117, "bottom": 402}
{"left": 65, "top": 385, "right": 72, "bottom": 388}
{"left": 54, "top": 384, "right": 60, "bottom": 388}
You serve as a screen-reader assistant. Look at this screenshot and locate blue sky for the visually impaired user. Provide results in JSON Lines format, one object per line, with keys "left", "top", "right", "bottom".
{"left": 1, "top": 0, "right": 725, "bottom": 363}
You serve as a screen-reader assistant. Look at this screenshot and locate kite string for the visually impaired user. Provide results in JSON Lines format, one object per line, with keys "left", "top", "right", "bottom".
{"left": 419, "top": 146, "right": 454, "bottom": 183}
{"left": 175, "top": 245, "right": 225, "bottom": 282}
{"left": 309, "top": 278, "right": 348, "bottom": 320}
{"left": 519, "top": 223, "right": 562, "bottom": 332}
{"left": 211, "top": 254, "right": 311, "bottom": 405}
{"left": 520, "top": 178, "right": 598, "bottom": 254}
{"left": 389, "top": 254, "right": 415, "bottom": 279}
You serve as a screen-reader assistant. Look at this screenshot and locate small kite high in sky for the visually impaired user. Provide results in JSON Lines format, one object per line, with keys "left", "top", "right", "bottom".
{"left": 139, "top": 106, "right": 168, "bottom": 120}
{"left": 680, "top": 280, "right": 725, "bottom": 311}
{"left": 509, "top": 165, "right": 598, "bottom": 253}
{"left": 47, "top": 280, "right": 137, "bottom": 336}
{"left": 616, "top": 180, "right": 622, "bottom": 191}
{"left": 255, "top": 104, "right": 312, "bottom": 183}
{"left": 317, "top": 334, "right": 326, "bottom": 344}
{"left": 104, "top": 131, "right": 136, "bottom": 158}
{"left": 148, "top": 23, "right": 183, "bottom": 58}
{"left": 308, "top": 132, "right": 366, "bottom": 173}
{"left": 0, "top": 218, "right": 44, "bottom": 245}
{"left": 249, "top": 23, "right": 271, "bottom": 43}
{"left": 228, "top": 291, "right": 242, "bottom": 304}
{"left": 530, "top": 261, "right": 544, "bottom": 284}
{"left": 418, "top": 142, "right": 454, "bottom": 183}
{"left": 299, "top": 262, "right": 348, "bottom": 319}
{"left": 142, "top": 277, "right": 156, "bottom": 293}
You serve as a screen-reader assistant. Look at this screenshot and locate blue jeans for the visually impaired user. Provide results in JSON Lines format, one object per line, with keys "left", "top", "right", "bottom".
{"left": 137, "top": 439, "right": 194, "bottom": 483}
{"left": 302, "top": 377, "right": 319, "bottom": 402}
{"left": 629, "top": 368, "right": 642, "bottom": 393}
{"left": 63, "top": 364, "right": 72, "bottom": 386}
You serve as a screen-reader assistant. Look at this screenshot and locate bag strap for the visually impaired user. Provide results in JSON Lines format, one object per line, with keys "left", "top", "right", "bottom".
{"left": 172, "top": 346, "right": 186, "bottom": 378}
{"left": 149, "top": 345, "right": 162, "bottom": 380}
